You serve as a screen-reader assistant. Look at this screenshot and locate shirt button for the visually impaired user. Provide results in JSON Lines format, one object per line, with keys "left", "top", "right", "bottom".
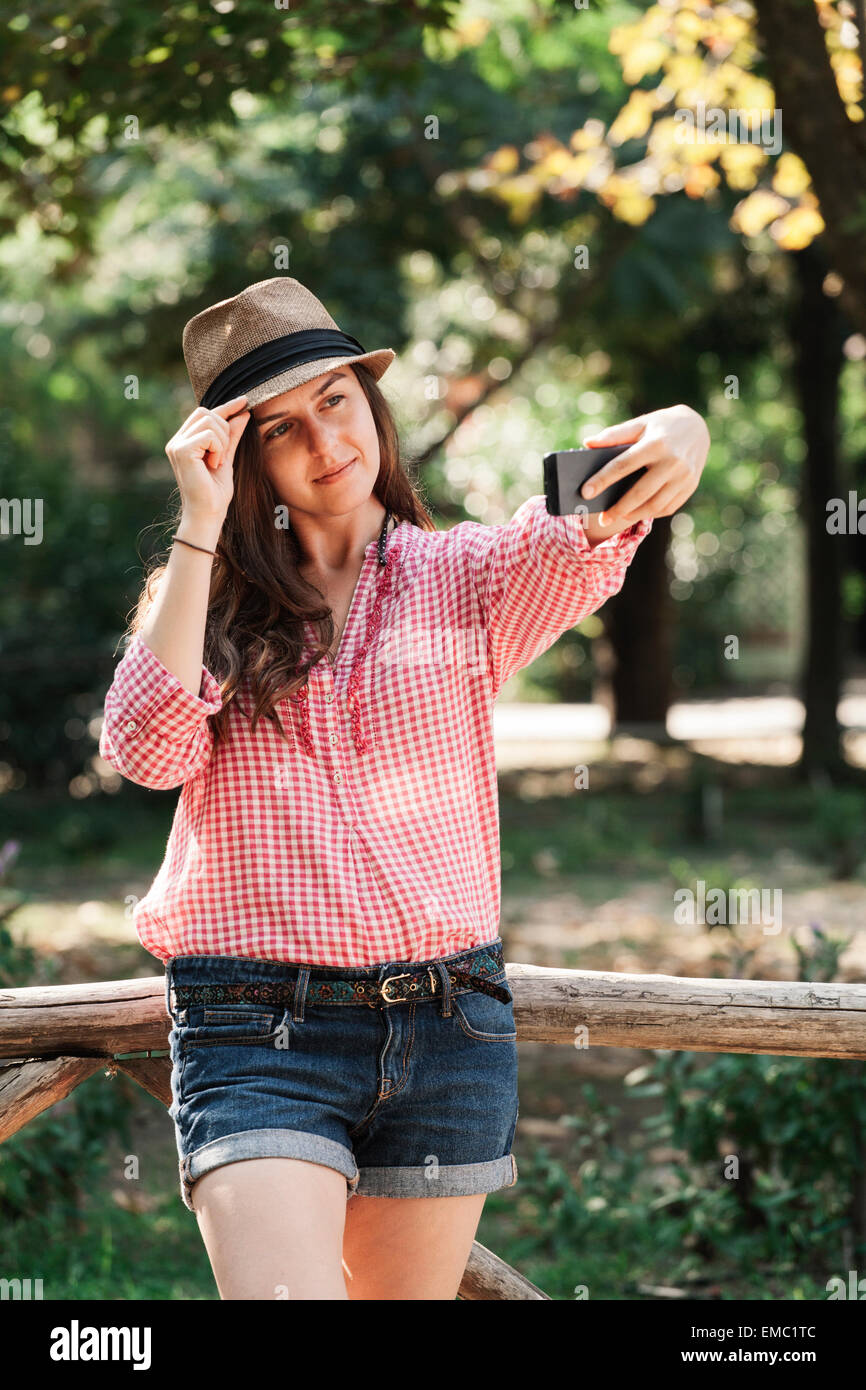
{"left": 333, "top": 772, "right": 343, "bottom": 785}
{"left": 329, "top": 733, "right": 339, "bottom": 746}
{"left": 324, "top": 693, "right": 334, "bottom": 704}
{"left": 125, "top": 719, "right": 139, "bottom": 734}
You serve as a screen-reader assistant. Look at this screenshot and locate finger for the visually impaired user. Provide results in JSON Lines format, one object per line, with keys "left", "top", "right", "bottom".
{"left": 181, "top": 428, "right": 227, "bottom": 461}
{"left": 201, "top": 419, "right": 232, "bottom": 456}
{"left": 582, "top": 415, "right": 648, "bottom": 447}
{"left": 183, "top": 399, "right": 244, "bottom": 428}
{"left": 603, "top": 474, "right": 683, "bottom": 528}
{"left": 224, "top": 411, "right": 250, "bottom": 462}
{"left": 641, "top": 478, "right": 693, "bottom": 518}
{"left": 181, "top": 411, "right": 230, "bottom": 446}
{"left": 212, "top": 395, "right": 249, "bottom": 417}
{"left": 581, "top": 435, "right": 665, "bottom": 498}
{"left": 597, "top": 461, "right": 678, "bottom": 523}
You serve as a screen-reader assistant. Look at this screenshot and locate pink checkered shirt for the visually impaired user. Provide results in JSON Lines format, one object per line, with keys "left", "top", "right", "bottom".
{"left": 98, "top": 495, "right": 651, "bottom": 967}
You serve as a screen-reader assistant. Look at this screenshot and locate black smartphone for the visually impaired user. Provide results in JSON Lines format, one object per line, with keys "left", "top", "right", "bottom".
{"left": 543, "top": 445, "right": 646, "bottom": 516}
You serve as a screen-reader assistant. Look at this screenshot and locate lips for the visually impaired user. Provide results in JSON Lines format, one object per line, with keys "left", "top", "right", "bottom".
{"left": 315, "top": 458, "right": 357, "bottom": 483}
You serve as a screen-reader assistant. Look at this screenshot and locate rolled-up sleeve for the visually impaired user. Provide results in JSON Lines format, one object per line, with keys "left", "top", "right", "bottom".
{"left": 97, "top": 632, "right": 223, "bottom": 789}
{"left": 468, "top": 494, "right": 652, "bottom": 696}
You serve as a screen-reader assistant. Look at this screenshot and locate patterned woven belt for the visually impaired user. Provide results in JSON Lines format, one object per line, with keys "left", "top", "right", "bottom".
{"left": 172, "top": 945, "right": 512, "bottom": 1009}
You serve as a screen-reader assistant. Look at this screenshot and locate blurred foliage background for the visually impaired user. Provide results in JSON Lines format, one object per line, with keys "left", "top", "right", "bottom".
{"left": 1, "top": 0, "right": 865, "bottom": 795}
{"left": 2, "top": 0, "right": 866, "bottom": 1301}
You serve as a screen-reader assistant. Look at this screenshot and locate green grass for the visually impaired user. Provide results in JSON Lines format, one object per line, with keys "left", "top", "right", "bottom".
{"left": 3, "top": 1197, "right": 217, "bottom": 1301}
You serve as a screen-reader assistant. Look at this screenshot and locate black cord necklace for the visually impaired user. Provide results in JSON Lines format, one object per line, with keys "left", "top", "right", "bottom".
{"left": 376, "top": 508, "right": 393, "bottom": 567}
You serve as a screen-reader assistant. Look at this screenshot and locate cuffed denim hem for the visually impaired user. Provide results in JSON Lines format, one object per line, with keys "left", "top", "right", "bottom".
{"left": 179, "top": 1128, "right": 360, "bottom": 1213}
{"left": 349, "top": 1153, "right": 518, "bottom": 1200}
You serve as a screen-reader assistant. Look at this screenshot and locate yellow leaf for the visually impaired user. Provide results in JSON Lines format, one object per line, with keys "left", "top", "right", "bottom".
{"left": 617, "top": 38, "right": 669, "bottom": 85}
{"left": 771, "top": 152, "right": 811, "bottom": 199}
{"left": 648, "top": 114, "right": 698, "bottom": 157}
{"left": 730, "top": 189, "right": 790, "bottom": 237}
{"left": 495, "top": 174, "right": 544, "bottom": 222}
{"left": 673, "top": 9, "right": 704, "bottom": 50}
{"left": 831, "top": 50, "right": 863, "bottom": 106}
{"left": 536, "top": 147, "right": 575, "bottom": 179}
{"left": 709, "top": 9, "right": 753, "bottom": 54}
{"left": 607, "top": 90, "right": 658, "bottom": 146}
{"left": 771, "top": 205, "right": 826, "bottom": 251}
{"left": 552, "top": 152, "right": 599, "bottom": 190}
{"left": 614, "top": 191, "right": 656, "bottom": 225}
{"left": 718, "top": 141, "right": 767, "bottom": 190}
{"left": 598, "top": 174, "right": 655, "bottom": 225}
{"left": 570, "top": 121, "right": 605, "bottom": 152}
{"left": 683, "top": 163, "right": 721, "bottom": 199}
{"left": 454, "top": 17, "right": 491, "bottom": 47}
{"left": 728, "top": 74, "right": 776, "bottom": 113}
{"left": 487, "top": 146, "right": 520, "bottom": 175}
{"left": 666, "top": 53, "right": 709, "bottom": 98}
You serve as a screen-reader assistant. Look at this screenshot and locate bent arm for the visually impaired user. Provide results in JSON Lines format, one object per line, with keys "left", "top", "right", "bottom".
{"left": 98, "top": 517, "right": 226, "bottom": 789}
{"left": 468, "top": 494, "right": 652, "bottom": 697}
{"left": 98, "top": 632, "right": 223, "bottom": 789}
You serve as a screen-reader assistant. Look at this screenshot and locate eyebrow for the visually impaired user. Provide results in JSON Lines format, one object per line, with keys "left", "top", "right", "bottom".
{"left": 255, "top": 371, "right": 348, "bottom": 427}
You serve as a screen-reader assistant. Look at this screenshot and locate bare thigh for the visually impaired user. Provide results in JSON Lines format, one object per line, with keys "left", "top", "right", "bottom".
{"left": 342, "top": 1191, "right": 488, "bottom": 1300}
{"left": 191, "top": 1157, "right": 349, "bottom": 1300}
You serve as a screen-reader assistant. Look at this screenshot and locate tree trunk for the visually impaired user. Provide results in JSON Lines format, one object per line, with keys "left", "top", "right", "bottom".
{"left": 599, "top": 514, "right": 674, "bottom": 737}
{"left": 852, "top": 449, "right": 866, "bottom": 661}
{"left": 791, "top": 245, "right": 848, "bottom": 782}
{"left": 753, "top": 0, "right": 866, "bottom": 336}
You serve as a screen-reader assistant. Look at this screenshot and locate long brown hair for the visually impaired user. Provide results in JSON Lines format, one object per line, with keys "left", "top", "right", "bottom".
{"left": 126, "top": 363, "right": 437, "bottom": 747}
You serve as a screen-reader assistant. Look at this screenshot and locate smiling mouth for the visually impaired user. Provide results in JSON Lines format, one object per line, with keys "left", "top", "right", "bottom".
{"left": 315, "top": 458, "right": 357, "bottom": 483}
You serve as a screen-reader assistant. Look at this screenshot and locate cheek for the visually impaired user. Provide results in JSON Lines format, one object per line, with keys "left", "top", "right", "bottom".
{"left": 356, "top": 412, "right": 380, "bottom": 461}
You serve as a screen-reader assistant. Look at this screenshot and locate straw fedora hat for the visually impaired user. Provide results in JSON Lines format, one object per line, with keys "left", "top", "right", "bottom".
{"left": 182, "top": 277, "right": 396, "bottom": 411}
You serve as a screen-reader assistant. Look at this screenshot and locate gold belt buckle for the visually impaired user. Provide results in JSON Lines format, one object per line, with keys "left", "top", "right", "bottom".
{"left": 380, "top": 971, "right": 411, "bottom": 1003}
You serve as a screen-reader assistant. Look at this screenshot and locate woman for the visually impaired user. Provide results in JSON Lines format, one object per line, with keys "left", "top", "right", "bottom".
{"left": 99, "top": 276, "right": 709, "bottom": 1300}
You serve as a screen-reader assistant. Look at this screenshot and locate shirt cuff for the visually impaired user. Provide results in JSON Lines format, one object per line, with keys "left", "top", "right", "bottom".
{"left": 109, "top": 632, "right": 223, "bottom": 738}
{"left": 556, "top": 510, "right": 653, "bottom": 562}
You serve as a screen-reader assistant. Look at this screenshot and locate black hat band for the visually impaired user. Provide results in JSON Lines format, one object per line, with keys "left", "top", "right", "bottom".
{"left": 200, "top": 328, "right": 369, "bottom": 409}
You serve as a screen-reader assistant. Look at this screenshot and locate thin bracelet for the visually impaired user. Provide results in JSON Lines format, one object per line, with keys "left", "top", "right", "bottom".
{"left": 173, "top": 534, "right": 217, "bottom": 557}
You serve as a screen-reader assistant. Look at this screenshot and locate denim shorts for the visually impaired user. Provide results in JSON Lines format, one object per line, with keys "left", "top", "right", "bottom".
{"left": 164, "top": 939, "right": 519, "bottom": 1212}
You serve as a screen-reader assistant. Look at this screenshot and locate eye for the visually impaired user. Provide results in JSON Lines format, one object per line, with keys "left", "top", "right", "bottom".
{"left": 266, "top": 394, "right": 345, "bottom": 441}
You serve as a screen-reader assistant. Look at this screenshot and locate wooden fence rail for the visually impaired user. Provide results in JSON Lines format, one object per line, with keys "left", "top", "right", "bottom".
{"left": 3, "top": 962, "right": 865, "bottom": 1300}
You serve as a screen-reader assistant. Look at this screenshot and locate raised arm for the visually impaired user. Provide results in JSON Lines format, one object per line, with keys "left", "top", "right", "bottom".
{"left": 98, "top": 393, "right": 250, "bottom": 789}
{"left": 467, "top": 495, "right": 652, "bottom": 698}
{"left": 466, "top": 404, "right": 708, "bottom": 696}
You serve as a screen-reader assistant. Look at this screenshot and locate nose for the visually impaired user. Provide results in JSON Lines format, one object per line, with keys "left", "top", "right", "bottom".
{"left": 302, "top": 411, "right": 344, "bottom": 458}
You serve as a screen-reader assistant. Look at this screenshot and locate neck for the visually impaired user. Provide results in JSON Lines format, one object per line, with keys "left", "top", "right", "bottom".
{"left": 293, "top": 499, "right": 389, "bottom": 575}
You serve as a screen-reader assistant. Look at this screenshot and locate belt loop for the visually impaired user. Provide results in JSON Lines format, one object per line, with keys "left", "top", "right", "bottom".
{"left": 433, "top": 960, "right": 452, "bottom": 1018}
{"left": 293, "top": 967, "right": 310, "bottom": 1023}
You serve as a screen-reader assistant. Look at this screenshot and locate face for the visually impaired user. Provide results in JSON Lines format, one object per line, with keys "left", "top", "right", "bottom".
{"left": 252, "top": 366, "right": 380, "bottom": 517}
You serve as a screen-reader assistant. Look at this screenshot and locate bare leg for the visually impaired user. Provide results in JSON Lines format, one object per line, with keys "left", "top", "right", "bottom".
{"left": 191, "top": 1157, "right": 349, "bottom": 1300}
{"left": 342, "top": 1192, "right": 488, "bottom": 1300}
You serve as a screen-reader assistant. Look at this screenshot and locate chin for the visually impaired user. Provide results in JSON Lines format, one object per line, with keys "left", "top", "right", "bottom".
{"left": 314, "top": 471, "right": 377, "bottom": 508}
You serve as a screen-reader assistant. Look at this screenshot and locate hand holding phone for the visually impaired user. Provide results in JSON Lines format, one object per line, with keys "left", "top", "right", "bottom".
{"left": 543, "top": 445, "right": 647, "bottom": 517}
